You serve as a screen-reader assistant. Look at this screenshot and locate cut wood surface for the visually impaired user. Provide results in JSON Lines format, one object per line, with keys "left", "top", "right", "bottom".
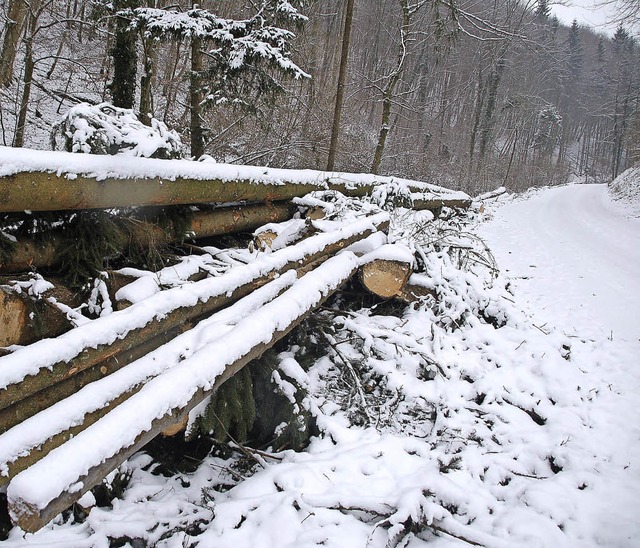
{"left": 0, "top": 146, "right": 470, "bottom": 214}
{"left": 358, "top": 244, "right": 415, "bottom": 299}
{"left": 7, "top": 253, "right": 359, "bottom": 532}
{"left": 0, "top": 202, "right": 296, "bottom": 273}
{"left": 359, "top": 259, "right": 413, "bottom": 299}
{"left": 0, "top": 286, "right": 74, "bottom": 347}
{"left": 0, "top": 213, "right": 389, "bottom": 427}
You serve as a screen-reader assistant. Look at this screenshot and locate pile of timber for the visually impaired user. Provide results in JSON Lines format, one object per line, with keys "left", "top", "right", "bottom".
{"left": 0, "top": 147, "right": 469, "bottom": 533}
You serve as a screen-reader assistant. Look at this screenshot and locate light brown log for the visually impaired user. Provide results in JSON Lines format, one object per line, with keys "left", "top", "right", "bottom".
{"left": 0, "top": 168, "right": 470, "bottom": 215}
{"left": 411, "top": 195, "right": 472, "bottom": 211}
{"left": 0, "top": 216, "right": 388, "bottom": 427}
{"left": 0, "top": 203, "right": 296, "bottom": 273}
{"left": 359, "top": 259, "right": 412, "bottom": 299}
{"left": 161, "top": 412, "right": 190, "bottom": 437}
{"left": 0, "top": 170, "right": 369, "bottom": 213}
{"left": 8, "top": 257, "right": 358, "bottom": 533}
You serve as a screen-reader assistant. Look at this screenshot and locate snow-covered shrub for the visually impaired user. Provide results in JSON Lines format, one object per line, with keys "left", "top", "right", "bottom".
{"left": 50, "top": 102, "right": 184, "bottom": 159}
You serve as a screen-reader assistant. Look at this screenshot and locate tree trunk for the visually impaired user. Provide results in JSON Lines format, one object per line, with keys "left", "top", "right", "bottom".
{"left": 326, "top": 0, "right": 355, "bottom": 171}
{"left": 0, "top": 0, "right": 27, "bottom": 87}
{"left": 371, "top": 0, "right": 412, "bottom": 174}
{"left": 12, "top": 24, "right": 34, "bottom": 147}
{"left": 110, "top": 1, "right": 140, "bottom": 109}
{"left": 139, "top": 35, "right": 158, "bottom": 124}
{"left": 190, "top": 34, "right": 205, "bottom": 158}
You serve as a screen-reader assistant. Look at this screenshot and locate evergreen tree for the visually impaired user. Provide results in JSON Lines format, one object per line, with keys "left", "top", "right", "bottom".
{"left": 128, "top": 1, "right": 308, "bottom": 158}
{"left": 567, "top": 20, "right": 583, "bottom": 80}
{"left": 536, "top": 0, "right": 551, "bottom": 19}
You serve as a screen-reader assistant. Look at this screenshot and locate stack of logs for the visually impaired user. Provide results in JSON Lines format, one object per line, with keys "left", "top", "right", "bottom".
{"left": 0, "top": 164, "right": 468, "bottom": 533}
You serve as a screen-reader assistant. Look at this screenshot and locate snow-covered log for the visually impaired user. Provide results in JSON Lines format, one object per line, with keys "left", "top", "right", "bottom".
{"left": 0, "top": 147, "right": 470, "bottom": 214}
{"left": 0, "top": 203, "right": 296, "bottom": 273}
{"left": 0, "top": 214, "right": 389, "bottom": 430}
{"left": 7, "top": 253, "right": 360, "bottom": 533}
{"left": 0, "top": 286, "right": 72, "bottom": 347}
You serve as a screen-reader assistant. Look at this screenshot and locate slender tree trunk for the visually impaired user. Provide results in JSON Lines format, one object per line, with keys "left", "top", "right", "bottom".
{"left": 139, "top": 36, "right": 157, "bottom": 125}
{"left": 13, "top": 2, "right": 38, "bottom": 147}
{"left": 326, "top": 0, "right": 355, "bottom": 171}
{"left": 371, "top": 0, "right": 412, "bottom": 175}
{"left": 0, "top": 0, "right": 28, "bottom": 87}
{"left": 190, "top": 35, "right": 205, "bottom": 158}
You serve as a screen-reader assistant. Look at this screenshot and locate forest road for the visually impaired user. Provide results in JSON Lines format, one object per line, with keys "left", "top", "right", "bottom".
{"left": 478, "top": 183, "right": 640, "bottom": 547}
{"left": 478, "top": 183, "right": 640, "bottom": 342}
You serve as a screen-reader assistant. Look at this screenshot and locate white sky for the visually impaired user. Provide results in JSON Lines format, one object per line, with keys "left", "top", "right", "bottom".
{"left": 551, "top": 1, "right": 621, "bottom": 35}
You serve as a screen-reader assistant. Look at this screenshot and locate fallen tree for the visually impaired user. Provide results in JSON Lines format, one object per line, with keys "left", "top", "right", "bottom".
{"left": 0, "top": 146, "right": 471, "bottom": 214}
{"left": 6, "top": 252, "right": 360, "bottom": 532}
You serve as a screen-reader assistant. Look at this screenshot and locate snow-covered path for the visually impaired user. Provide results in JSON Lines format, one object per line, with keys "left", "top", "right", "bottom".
{"left": 478, "top": 184, "right": 640, "bottom": 546}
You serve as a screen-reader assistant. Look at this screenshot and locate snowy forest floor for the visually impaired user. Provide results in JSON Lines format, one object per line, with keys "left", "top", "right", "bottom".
{"left": 2, "top": 182, "right": 639, "bottom": 547}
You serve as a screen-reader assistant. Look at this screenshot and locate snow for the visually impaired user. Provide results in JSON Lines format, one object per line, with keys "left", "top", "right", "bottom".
{"left": 609, "top": 164, "right": 640, "bottom": 217}
{"left": 2, "top": 181, "right": 639, "bottom": 547}
{"left": 477, "top": 183, "right": 640, "bottom": 546}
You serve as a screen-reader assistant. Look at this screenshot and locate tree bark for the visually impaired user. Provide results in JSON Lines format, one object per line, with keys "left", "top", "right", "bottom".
{"left": 110, "top": 1, "right": 140, "bottom": 109}
{"left": 139, "top": 35, "right": 158, "bottom": 124}
{"left": 0, "top": 0, "right": 27, "bottom": 87}
{"left": 12, "top": 1, "right": 38, "bottom": 147}
{"left": 190, "top": 34, "right": 205, "bottom": 158}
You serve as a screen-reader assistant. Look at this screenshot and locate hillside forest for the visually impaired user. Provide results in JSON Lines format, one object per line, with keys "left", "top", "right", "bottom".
{"left": 0, "top": 0, "right": 639, "bottom": 194}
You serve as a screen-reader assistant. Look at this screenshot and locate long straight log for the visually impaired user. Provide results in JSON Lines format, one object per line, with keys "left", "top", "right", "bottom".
{"left": 1, "top": 202, "right": 296, "bottom": 273}
{"left": 0, "top": 213, "right": 389, "bottom": 423}
{"left": 0, "top": 273, "right": 298, "bottom": 487}
{"left": 7, "top": 253, "right": 360, "bottom": 532}
{"left": 0, "top": 147, "right": 470, "bottom": 214}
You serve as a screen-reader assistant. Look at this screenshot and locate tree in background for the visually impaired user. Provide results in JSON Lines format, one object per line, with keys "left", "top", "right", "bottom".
{"left": 127, "top": 1, "right": 308, "bottom": 158}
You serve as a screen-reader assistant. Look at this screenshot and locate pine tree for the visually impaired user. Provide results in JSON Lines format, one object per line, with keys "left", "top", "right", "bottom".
{"left": 567, "top": 19, "right": 583, "bottom": 81}
{"left": 536, "top": 0, "right": 551, "bottom": 19}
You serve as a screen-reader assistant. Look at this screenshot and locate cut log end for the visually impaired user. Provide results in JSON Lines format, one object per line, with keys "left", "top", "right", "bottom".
{"left": 161, "top": 413, "right": 189, "bottom": 437}
{"left": 359, "top": 259, "right": 412, "bottom": 299}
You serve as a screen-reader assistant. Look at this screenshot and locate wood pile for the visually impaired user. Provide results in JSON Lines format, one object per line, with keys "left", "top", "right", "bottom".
{"left": 0, "top": 151, "right": 469, "bottom": 532}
